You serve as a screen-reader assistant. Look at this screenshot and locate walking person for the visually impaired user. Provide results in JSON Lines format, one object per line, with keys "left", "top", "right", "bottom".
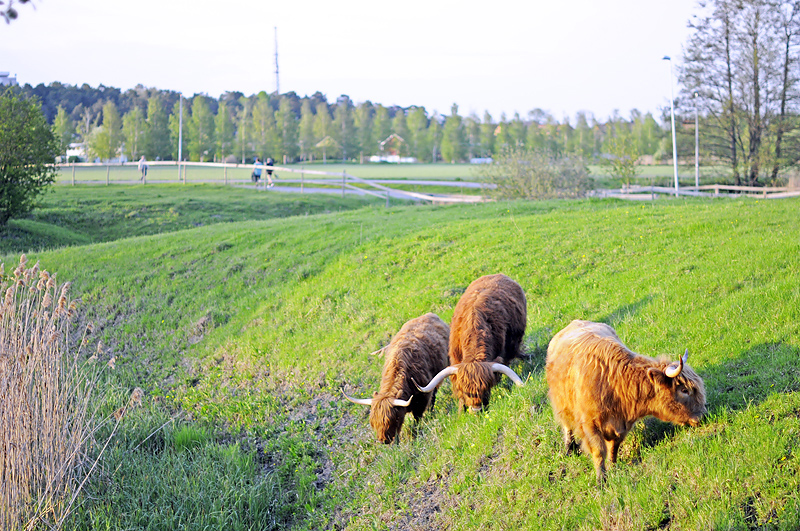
{"left": 138, "top": 155, "right": 148, "bottom": 181}
{"left": 251, "top": 157, "right": 263, "bottom": 184}
{"left": 265, "top": 157, "right": 275, "bottom": 188}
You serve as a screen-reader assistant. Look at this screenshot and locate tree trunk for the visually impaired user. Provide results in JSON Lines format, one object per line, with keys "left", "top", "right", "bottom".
{"left": 724, "top": 13, "right": 741, "bottom": 184}
{"left": 748, "top": 36, "right": 762, "bottom": 187}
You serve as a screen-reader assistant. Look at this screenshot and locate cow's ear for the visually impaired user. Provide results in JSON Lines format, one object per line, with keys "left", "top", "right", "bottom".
{"left": 647, "top": 367, "right": 669, "bottom": 387}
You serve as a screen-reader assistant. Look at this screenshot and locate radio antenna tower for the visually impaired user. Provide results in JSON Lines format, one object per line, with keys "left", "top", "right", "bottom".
{"left": 274, "top": 27, "right": 280, "bottom": 95}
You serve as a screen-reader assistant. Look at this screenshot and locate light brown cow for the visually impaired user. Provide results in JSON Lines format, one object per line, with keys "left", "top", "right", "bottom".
{"left": 416, "top": 274, "right": 526, "bottom": 412}
{"left": 343, "top": 313, "right": 449, "bottom": 443}
{"left": 546, "top": 320, "right": 706, "bottom": 483}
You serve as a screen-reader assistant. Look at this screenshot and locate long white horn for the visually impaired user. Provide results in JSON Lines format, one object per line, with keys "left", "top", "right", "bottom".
{"left": 664, "top": 349, "right": 688, "bottom": 378}
{"left": 414, "top": 366, "right": 459, "bottom": 393}
{"left": 391, "top": 396, "right": 413, "bottom": 407}
{"left": 341, "top": 388, "right": 373, "bottom": 406}
{"left": 490, "top": 363, "right": 525, "bottom": 386}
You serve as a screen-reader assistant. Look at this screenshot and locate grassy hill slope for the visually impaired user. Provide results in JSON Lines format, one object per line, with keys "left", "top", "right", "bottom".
{"left": 5, "top": 194, "right": 800, "bottom": 530}
{"left": 0, "top": 184, "right": 381, "bottom": 254}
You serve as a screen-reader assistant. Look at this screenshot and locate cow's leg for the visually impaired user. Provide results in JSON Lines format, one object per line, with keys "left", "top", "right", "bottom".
{"left": 562, "top": 426, "right": 579, "bottom": 455}
{"left": 582, "top": 427, "right": 608, "bottom": 484}
{"left": 607, "top": 437, "right": 623, "bottom": 464}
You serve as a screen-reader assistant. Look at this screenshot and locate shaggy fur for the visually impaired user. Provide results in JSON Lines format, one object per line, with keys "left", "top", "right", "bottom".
{"left": 369, "top": 313, "right": 450, "bottom": 443}
{"left": 449, "top": 274, "right": 527, "bottom": 410}
{"left": 546, "top": 320, "right": 707, "bottom": 483}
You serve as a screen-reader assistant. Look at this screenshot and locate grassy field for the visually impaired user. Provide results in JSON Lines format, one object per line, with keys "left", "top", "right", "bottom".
{"left": 55, "top": 162, "right": 484, "bottom": 184}
{"left": 3, "top": 186, "right": 799, "bottom": 530}
{"left": 56, "top": 161, "right": 735, "bottom": 188}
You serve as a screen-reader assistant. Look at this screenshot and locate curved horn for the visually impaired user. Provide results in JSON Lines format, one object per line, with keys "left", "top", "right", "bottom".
{"left": 414, "top": 366, "right": 459, "bottom": 393}
{"left": 341, "top": 388, "right": 374, "bottom": 406}
{"left": 664, "top": 349, "right": 688, "bottom": 378}
{"left": 391, "top": 395, "right": 413, "bottom": 407}
{"left": 490, "top": 363, "right": 525, "bottom": 386}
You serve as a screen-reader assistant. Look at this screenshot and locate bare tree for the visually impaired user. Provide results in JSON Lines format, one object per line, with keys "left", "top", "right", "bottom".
{"left": 769, "top": 0, "right": 800, "bottom": 182}
{"left": 680, "top": 0, "right": 800, "bottom": 185}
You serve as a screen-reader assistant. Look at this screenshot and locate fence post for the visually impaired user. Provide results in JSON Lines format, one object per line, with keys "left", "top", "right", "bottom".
{"left": 71, "top": 164, "right": 75, "bottom": 186}
{"left": 301, "top": 166, "right": 304, "bottom": 194}
{"left": 224, "top": 163, "right": 227, "bottom": 185}
{"left": 342, "top": 170, "right": 345, "bottom": 198}
{"left": 106, "top": 164, "right": 110, "bottom": 185}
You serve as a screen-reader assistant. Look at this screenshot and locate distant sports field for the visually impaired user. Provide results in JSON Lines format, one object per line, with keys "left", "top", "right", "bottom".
{"left": 56, "top": 161, "right": 732, "bottom": 187}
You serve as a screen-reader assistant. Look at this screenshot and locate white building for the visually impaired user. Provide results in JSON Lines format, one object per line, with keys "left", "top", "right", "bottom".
{"left": 0, "top": 72, "right": 17, "bottom": 86}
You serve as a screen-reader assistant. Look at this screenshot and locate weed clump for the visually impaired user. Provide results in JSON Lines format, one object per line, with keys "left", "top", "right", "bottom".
{"left": 0, "top": 255, "right": 101, "bottom": 529}
{"left": 477, "top": 146, "right": 593, "bottom": 200}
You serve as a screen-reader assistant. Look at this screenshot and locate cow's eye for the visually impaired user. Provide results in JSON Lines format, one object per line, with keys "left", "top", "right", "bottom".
{"left": 678, "top": 387, "right": 690, "bottom": 396}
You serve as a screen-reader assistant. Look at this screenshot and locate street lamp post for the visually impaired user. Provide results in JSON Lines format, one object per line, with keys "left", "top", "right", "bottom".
{"left": 178, "top": 93, "right": 183, "bottom": 182}
{"left": 694, "top": 91, "right": 699, "bottom": 189}
{"left": 663, "top": 56, "right": 679, "bottom": 197}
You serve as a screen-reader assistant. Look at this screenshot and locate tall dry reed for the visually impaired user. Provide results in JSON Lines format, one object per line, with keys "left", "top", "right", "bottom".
{"left": 0, "top": 255, "right": 103, "bottom": 530}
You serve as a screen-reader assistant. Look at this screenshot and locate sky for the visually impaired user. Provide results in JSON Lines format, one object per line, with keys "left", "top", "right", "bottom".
{"left": 3, "top": 0, "right": 699, "bottom": 122}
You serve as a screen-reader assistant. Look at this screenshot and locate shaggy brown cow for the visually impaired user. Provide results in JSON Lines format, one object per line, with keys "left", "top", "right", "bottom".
{"left": 343, "top": 312, "right": 450, "bottom": 443}
{"left": 416, "top": 274, "right": 526, "bottom": 412}
{"left": 546, "top": 320, "right": 707, "bottom": 483}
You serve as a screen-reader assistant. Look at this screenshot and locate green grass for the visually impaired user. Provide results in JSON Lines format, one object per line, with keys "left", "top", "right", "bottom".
{"left": 56, "top": 162, "right": 484, "bottom": 184}
{"left": 58, "top": 161, "right": 736, "bottom": 184}
{"left": 4, "top": 191, "right": 800, "bottom": 530}
{"left": 0, "top": 184, "right": 381, "bottom": 254}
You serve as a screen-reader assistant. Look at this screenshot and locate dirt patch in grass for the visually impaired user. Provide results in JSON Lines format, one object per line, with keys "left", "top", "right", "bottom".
{"left": 389, "top": 473, "right": 457, "bottom": 531}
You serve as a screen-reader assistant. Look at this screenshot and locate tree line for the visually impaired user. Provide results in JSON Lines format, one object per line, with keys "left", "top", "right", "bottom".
{"left": 17, "top": 82, "right": 674, "bottom": 166}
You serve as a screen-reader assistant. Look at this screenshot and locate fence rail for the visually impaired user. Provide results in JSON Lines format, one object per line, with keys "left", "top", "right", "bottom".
{"left": 56, "top": 162, "right": 486, "bottom": 204}
{"left": 593, "top": 184, "right": 800, "bottom": 200}
{"left": 56, "top": 163, "right": 800, "bottom": 202}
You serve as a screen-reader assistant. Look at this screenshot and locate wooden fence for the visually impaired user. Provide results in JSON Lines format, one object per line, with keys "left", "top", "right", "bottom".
{"left": 594, "top": 184, "right": 800, "bottom": 200}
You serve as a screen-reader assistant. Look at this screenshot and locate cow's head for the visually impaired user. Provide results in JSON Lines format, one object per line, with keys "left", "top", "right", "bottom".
{"left": 414, "top": 361, "right": 524, "bottom": 413}
{"left": 342, "top": 389, "right": 412, "bottom": 443}
{"left": 647, "top": 350, "right": 707, "bottom": 426}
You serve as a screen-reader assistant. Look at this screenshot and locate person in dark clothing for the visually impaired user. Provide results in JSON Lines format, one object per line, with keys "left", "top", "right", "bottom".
{"left": 265, "top": 157, "right": 275, "bottom": 188}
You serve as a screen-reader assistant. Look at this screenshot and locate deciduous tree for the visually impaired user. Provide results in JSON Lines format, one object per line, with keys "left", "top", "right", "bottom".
{"left": 145, "top": 94, "right": 171, "bottom": 160}
{"left": 188, "top": 96, "right": 215, "bottom": 162}
{"left": 52, "top": 105, "right": 73, "bottom": 160}
{"left": 122, "top": 106, "right": 146, "bottom": 160}
{"left": 440, "top": 104, "right": 465, "bottom": 163}
{"left": 275, "top": 97, "right": 299, "bottom": 163}
{"left": 298, "top": 100, "right": 315, "bottom": 161}
{"left": 0, "top": 91, "right": 58, "bottom": 225}
{"left": 681, "top": 0, "right": 800, "bottom": 185}
{"left": 214, "top": 101, "right": 235, "bottom": 161}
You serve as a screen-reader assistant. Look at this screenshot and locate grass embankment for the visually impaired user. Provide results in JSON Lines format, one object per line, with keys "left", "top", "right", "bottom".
{"left": 4, "top": 188, "right": 799, "bottom": 530}
{"left": 0, "top": 184, "right": 380, "bottom": 254}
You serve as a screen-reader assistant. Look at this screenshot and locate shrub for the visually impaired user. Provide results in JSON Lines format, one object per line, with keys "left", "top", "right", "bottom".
{"left": 0, "top": 255, "right": 103, "bottom": 530}
{"left": 0, "top": 90, "right": 59, "bottom": 226}
{"left": 477, "top": 146, "right": 592, "bottom": 200}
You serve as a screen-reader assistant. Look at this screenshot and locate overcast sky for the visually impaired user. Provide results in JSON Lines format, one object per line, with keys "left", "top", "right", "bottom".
{"left": 4, "top": 0, "right": 698, "bottom": 121}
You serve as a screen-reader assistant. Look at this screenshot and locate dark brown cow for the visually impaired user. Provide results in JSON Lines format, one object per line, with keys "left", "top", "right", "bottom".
{"left": 546, "top": 320, "right": 707, "bottom": 483}
{"left": 343, "top": 312, "right": 449, "bottom": 443}
{"left": 416, "top": 274, "right": 526, "bottom": 412}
